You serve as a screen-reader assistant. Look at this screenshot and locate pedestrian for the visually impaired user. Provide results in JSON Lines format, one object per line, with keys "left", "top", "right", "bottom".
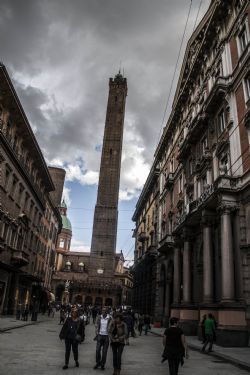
{"left": 59, "top": 308, "right": 85, "bottom": 369}
{"left": 92, "top": 306, "right": 98, "bottom": 324}
{"left": 93, "top": 307, "right": 112, "bottom": 370}
{"left": 201, "top": 314, "right": 207, "bottom": 343}
{"left": 52, "top": 304, "right": 56, "bottom": 318}
{"left": 59, "top": 307, "right": 66, "bottom": 325}
{"left": 123, "top": 310, "right": 134, "bottom": 345}
{"left": 144, "top": 314, "right": 151, "bottom": 335}
{"left": 138, "top": 314, "right": 144, "bottom": 336}
{"left": 162, "top": 317, "right": 188, "bottom": 375}
{"left": 109, "top": 313, "right": 128, "bottom": 375}
{"left": 24, "top": 304, "right": 29, "bottom": 321}
{"left": 201, "top": 313, "right": 216, "bottom": 353}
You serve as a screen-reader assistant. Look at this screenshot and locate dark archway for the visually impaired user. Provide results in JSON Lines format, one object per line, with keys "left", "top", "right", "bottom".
{"left": 105, "top": 298, "right": 113, "bottom": 307}
{"left": 55, "top": 284, "right": 65, "bottom": 302}
{"left": 74, "top": 294, "right": 83, "bottom": 305}
{"left": 166, "top": 260, "right": 174, "bottom": 316}
{"left": 85, "top": 296, "right": 93, "bottom": 306}
{"left": 160, "top": 265, "right": 166, "bottom": 316}
{"left": 95, "top": 297, "right": 103, "bottom": 307}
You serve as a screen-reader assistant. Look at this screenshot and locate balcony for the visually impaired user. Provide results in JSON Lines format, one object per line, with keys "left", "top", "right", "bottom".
{"left": 11, "top": 249, "right": 29, "bottom": 267}
{"left": 137, "top": 231, "right": 148, "bottom": 242}
{"left": 158, "top": 234, "right": 174, "bottom": 253}
{"left": 164, "top": 172, "right": 174, "bottom": 190}
{"left": 204, "top": 76, "right": 230, "bottom": 114}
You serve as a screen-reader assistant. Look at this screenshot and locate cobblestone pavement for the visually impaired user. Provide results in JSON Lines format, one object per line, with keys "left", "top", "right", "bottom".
{"left": 0, "top": 317, "right": 249, "bottom": 375}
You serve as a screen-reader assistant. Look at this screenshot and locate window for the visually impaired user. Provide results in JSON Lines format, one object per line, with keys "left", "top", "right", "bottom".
{"left": 201, "top": 137, "right": 208, "bottom": 153}
{"left": 219, "top": 154, "right": 230, "bottom": 175}
{"left": 18, "top": 184, "right": 24, "bottom": 201}
{"left": 4, "top": 165, "right": 11, "bottom": 189}
{"left": 238, "top": 25, "right": 248, "bottom": 54}
{"left": 201, "top": 174, "right": 207, "bottom": 192}
{"left": 214, "top": 61, "right": 223, "bottom": 80}
{"left": 59, "top": 238, "right": 65, "bottom": 248}
{"left": 179, "top": 174, "right": 183, "bottom": 193}
{"left": 244, "top": 74, "right": 250, "bottom": 101}
{"left": 218, "top": 110, "right": 225, "bottom": 134}
{"left": 11, "top": 176, "right": 18, "bottom": 196}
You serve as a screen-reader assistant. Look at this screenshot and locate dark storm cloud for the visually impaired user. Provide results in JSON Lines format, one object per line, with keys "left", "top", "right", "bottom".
{"left": 0, "top": 0, "right": 211, "bottom": 194}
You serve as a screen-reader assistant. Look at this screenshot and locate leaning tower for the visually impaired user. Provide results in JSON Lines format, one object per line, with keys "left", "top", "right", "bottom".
{"left": 90, "top": 72, "right": 128, "bottom": 279}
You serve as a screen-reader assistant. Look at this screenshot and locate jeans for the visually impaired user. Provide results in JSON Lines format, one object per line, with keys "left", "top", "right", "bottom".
{"left": 96, "top": 335, "right": 109, "bottom": 366}
{"left": 168, "top": 358, "right": 180, "bottom": 375}
{"left": 65, "top": 339, "right": 78, "bottom": 365}
{"left": 202, "top": 333, "right": 214, "bottom": 352}
{"left": 111, "top": 343, "right": 124, "bottom": 370}
{"left": 144, "top": 323, "right": 150, "bottom": 335}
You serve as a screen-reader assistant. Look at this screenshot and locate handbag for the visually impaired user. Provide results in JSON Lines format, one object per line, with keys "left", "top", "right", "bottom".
{"left": 75, "top": 334, "right": 82, "bottom": 342}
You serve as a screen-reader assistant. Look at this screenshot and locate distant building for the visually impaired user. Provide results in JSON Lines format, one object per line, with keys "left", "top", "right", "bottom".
{"left": 0, "top": 64, "right": 62, "bottom": 315}
{"left": 133, "top": 0, "right": 250, "bottom": 346}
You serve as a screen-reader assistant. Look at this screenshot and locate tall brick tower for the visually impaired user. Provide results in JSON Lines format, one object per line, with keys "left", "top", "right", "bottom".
{"left": 90, "top": 72, "right": 127, "bottom": 279}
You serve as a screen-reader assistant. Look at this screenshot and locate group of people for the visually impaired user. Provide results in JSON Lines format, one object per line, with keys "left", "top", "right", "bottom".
{"left": 59, "top": 306, "right": 153, "bottom": 374}
{"left": 58, "top": 306, "right": 219, "bottom": 375}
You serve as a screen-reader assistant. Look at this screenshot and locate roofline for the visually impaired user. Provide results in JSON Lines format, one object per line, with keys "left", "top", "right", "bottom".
{"left": 132, "top": 161, "right": 159, "bottom": 221}
{"left": 154, "top": 1, "right": 217, "bottom": 161}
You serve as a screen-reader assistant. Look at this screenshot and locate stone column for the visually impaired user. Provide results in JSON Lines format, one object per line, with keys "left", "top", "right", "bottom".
{"left": 183, "top": 241, "right": 191, "bottom": 304}
{"left": 220, "top": 205, "right": 235, "bottom": 302}
{"left": 202, "top": 215, "right": 213, "bottom": 303}
{"left": 232, "top": 208, "right": 244, "bottom": 301}
{"left": 173, "top": 247, "right": 180, "bottom": 304}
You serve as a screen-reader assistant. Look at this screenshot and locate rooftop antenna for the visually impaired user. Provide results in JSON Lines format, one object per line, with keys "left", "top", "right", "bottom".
{"left": 119, "top": 60, "right": 122, "bottom": 74}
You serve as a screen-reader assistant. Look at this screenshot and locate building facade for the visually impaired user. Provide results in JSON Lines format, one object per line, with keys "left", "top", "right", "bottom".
{"left": 0, "top": 64, "right": 62, "bottom": 314}
{"left": 133, "top": 0, "right": 250, "bottom": 346}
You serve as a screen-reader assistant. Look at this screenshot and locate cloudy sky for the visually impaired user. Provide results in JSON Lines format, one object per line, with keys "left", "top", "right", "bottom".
{"left": 0, "top": 0, "right": 210, "bottom": 263}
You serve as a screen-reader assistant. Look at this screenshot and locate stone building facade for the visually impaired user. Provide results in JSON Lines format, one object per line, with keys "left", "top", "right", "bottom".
{"left": 0, "top": 64, "right": 62, "bottom": 314}
{"left": 133, "top": 0, "right": 250, "bottom": 346}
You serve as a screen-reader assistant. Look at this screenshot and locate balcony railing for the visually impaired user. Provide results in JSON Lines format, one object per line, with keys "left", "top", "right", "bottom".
{"left": 11, "top": 248, "right": 29, "bottom": 267}
{"left": 164, "top": 172, "right": 175, "bottom": 190}
{"left": 137, "top": 231, "right": 148, "bottom": 242}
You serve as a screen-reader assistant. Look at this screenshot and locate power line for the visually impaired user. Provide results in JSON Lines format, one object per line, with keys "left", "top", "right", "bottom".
{"left": 68, "top": 207, "right": 134, "bottom": 211}
{"left": 156, "top": 0, "right": 194, "bottom": 147}
{"left": 193, "top": 0, "right": 203, "bottom": 32}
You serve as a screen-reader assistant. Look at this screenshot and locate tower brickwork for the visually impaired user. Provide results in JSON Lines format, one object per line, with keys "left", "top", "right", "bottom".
{"left": 90, "top": 73, "right": 127, "bottom": 278}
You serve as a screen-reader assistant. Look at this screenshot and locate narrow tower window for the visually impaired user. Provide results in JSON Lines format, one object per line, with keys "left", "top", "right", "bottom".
{"left": 109, "top": 148, "right": 112, "bottom": 156}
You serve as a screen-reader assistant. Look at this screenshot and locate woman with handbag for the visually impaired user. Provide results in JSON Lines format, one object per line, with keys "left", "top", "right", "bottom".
{"left": 59, "top": 308, "right": 85, "bottom": 369}
{"left": 109, "top": 313, "right": 128, "bottom": 375}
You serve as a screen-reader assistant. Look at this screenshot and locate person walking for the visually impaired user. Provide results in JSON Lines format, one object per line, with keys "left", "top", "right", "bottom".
{"left": 144, "top": 314, "right": 151, "bottom": 335}
{"left": 162, "top": 317, "right": 188, "bottom": 375}
{"left": 59, "top": 307, "right": 66, "bottom": 325}
{"left": 94, "top": 307, "right": 112, "bottom": 370}
{"left": 92, "top": 306, "right": 98, "bottom": 324}
{"left": 138, "top": 313, "right": 144, "bottom": 336}
{"left": 201, "top": 313, "right": 216, "bottom": 353}
{"left": 201, "top": 314, "right": 207, "bottom": 343}
{"left": 59, "top": 308, "right": 85, "bottom": 369}
{"left": 123, "top": 310, "right": 134, "bottom": 345}
{"left": 109, "top": 313, "right": 128, "bottom": 375}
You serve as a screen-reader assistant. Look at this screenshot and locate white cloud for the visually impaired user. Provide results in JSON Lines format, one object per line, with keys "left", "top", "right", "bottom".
{"left": 70, "top": 238, "right": 90, "bottom": 253}
{"left": 62, "top": 186, "right": 71, "bottom": 206}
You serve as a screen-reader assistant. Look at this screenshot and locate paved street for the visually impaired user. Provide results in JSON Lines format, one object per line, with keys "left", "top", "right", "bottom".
{"left": 0, "top": 316, "right": 249, "bottom": 375}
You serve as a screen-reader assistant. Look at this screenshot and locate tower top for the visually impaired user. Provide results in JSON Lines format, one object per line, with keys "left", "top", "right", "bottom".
{"left": 109, "top": 71, "right": 127, "bottom": 86}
